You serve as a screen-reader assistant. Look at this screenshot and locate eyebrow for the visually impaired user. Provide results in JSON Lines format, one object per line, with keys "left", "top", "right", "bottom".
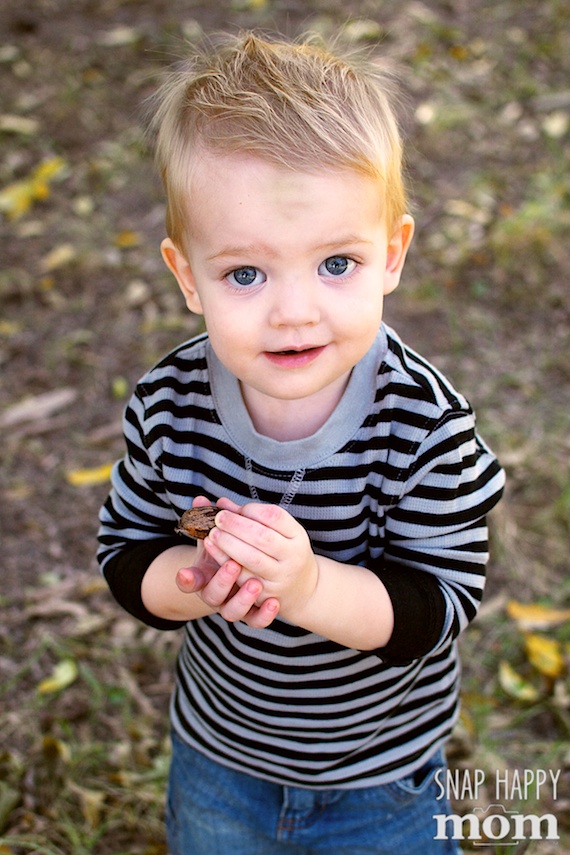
{"left": 207, "top": 235, "right": 373, "bottom": 263}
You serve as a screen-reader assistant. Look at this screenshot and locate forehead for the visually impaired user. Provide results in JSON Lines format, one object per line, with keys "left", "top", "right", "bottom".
{"left": 202, "top": 155, "right": 308, "bottom": 209}
{"left": 185, "top": 152, "right": 385, "bottom": 238}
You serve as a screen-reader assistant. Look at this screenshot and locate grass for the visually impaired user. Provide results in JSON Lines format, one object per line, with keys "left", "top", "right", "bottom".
{"left": 0, "top": 574, "right": 174, "bottom": 853}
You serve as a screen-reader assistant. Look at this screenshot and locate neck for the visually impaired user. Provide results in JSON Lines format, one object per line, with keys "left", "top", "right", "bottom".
{"left": 240, "top": 374, "right": 351, "bottom": 441}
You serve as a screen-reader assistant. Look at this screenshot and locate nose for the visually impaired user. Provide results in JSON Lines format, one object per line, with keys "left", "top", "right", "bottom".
{"left": 268, "top": 277, "right": 321, "bottom": 329}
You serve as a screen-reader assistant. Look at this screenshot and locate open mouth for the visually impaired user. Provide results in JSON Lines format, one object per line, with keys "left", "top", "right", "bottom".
{"left": 272, "top": 345, "right": 321, "bottom": 355}
{"left": 264, "top": 345, "right": 325, "bottom": 366}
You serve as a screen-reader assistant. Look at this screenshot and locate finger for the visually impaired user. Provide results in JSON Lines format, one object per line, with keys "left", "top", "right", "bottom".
{"left": 243, "top": 597, "right": 280, "bottom": 629}
{"left": 192, "top": 495, "right": 215, "bottom": 508}
{"left": 218, "top": 577, "right": 263, "bottom": 623}
{"left": 214, "top": 509, "right": 283, "bottom": 555}
{"left": 238, "top": 502, "right": 298, "bottom": 537}
{"left": 202, "top": 533, "right": 232, "bottom": 568}
{"left": 199, "top": 559, "right": 243, "bottom": 608}
{"left": 209, "top": 524, "right": 279, "bottom": 576}
{"left": 216, "top": 496, "right": 244, "bottom": 513}
{"left": 176, "top": 566, "right": 202, "bottom": 593}
{"left": 176, "top": 556, "right": 218, "bottom": 592}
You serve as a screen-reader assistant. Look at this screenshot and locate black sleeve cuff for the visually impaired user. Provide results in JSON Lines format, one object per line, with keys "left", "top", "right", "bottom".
{"left": 102, "top": 536, "right": 190, "bottom": 631}
{"left": 369, "top": 562, "right": 447, "bottom": 665}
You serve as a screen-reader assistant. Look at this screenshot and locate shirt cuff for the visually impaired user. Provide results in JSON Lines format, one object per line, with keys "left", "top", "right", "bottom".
{"left": 369, "top": 562, "right": 447, "bottom": 665}
{"left": 102, "top": 536, "right": 190, "bottom": 630}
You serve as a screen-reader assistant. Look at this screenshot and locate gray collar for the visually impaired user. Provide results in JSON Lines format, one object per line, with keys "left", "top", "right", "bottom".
{"left": 207, "top": 327, "right": 386, "bottom": 471}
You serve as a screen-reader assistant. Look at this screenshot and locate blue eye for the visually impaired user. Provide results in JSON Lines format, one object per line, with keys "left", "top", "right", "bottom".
{"left": 227, "top": 266, "right": 265, "bottom": 288}
{"left": 319, "top": 256, "right": 356, "bottom": 277}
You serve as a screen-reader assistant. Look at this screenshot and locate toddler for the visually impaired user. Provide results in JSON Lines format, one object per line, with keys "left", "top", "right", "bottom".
{"left": 98, "top": 32, "right": 505, "bottom": 854}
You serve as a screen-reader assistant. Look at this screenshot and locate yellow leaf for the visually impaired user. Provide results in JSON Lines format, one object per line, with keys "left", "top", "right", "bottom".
{"left": 498, "top": 660, "right": 540, "bottom": 703}
{"left": 524, "top": 633, "right": 565, "bottom": 679}
{"left": 0, "top": 320, "right": 21, "bottom": 336}
{"left": 37, "top": 658, "right": 78, "bottom": 694}
{"left": 34, "top": 157, "right": 66, "bottom": 182}
{"left": 42, "top": 734, "right": 71, "bottom": 763}
{"left": 40, "top": 242, "right": 76, "bottom": 272}
{"left": 114, "top": 229, "right": 140, "bottom": 248}
{"left": 0, "top": 157, "right": 66, "bottom": 220}
{"left": 506, "top": 600, "right": 570, "bottom": 630}
{"left": 66, "top": 462, "right": 114, "bottom": 487}
{"left": 0, "top": 181, "right": 36, "bottom": 219}
{"left": 70, "top": 784, "right": 106, "bottom": 828}
{"left": 231, "top": 0, "right": 267, "bottom": 8}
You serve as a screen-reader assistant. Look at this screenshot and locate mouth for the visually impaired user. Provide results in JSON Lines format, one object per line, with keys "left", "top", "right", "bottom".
{"left": 264, "top": 345, "right": 326, "bottom": 367}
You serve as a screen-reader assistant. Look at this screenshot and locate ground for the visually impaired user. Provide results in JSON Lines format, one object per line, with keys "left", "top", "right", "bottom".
{"left": 1, "top": 1, "right": 569, "bottom": 853}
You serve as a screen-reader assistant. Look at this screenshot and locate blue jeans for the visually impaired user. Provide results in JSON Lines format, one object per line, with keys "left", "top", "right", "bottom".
{"left": 166, "top": 732, "right": 461, "bottom": 854}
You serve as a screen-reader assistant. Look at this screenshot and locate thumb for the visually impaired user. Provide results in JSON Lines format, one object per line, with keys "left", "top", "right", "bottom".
{"left": 176, "top": 566, "right": 204, "bottom": 592}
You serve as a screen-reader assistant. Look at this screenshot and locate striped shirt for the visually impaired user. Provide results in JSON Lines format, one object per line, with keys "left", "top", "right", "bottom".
{"left": 97, "top": 324, "right": 504, "bottom": 788}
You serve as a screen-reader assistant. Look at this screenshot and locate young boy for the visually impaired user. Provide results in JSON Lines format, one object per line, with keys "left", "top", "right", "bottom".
{"left": 98, "top": 32, "right": 505, "bottom": 854}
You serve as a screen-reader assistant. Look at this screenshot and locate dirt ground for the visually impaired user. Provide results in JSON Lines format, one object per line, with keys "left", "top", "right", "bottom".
{"left": 1, "top": 0, "right": 569, "bottom": 852}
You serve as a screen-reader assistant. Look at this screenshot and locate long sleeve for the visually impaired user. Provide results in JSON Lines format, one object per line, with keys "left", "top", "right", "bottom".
{"left": 371, "top": 406, "right": 504, "bottom": 663}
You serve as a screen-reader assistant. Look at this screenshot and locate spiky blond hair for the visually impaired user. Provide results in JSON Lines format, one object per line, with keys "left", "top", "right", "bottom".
{"left": 150, "top": 32, "right": 408, "bottom": 248}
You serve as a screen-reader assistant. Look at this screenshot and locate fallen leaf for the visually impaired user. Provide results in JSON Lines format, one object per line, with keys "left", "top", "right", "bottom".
{"left": 37, "top": 659, "right": 78, "bottom": 694}
{"left": 98, "top": 26, "right": 141, "bottom": 47}
{"left": 449, "top": 45, "right": 469, "bottom": 61}
{"left": 0, "top": 320, "right": 22, "bottom": 336}
{"left": 524, "top": 633, "right": 565, "bottom": 680}
{"left": 66, "top": 462, "right": 114, "bottom": 486}
{"left": 69, "top": 783, "right": 106, "bottom": 828}
{"left": 70, "top": 614, "right": 111, "bottom": 637}
{"left": 112, "top": 376, "right": 129, "bottom": 399}
{"left": 542, "top": 111, "right": 569, "bottom": 138}
{"left": 498, "top": 660, "right": 540, "bottom": 703}
{"left": 40, "top": 242, "right": 77, "bottom": 272}
{"left": 0, "top": 156, "right": 66, "bottom": 220}
{"left": 445, "top": 199, "right": 492, "bottom": 225}
{"left": 114, "top": 229, "right": 140, "bottom": 248}
{"left": 231, "top": 0, "right": 267, "bottom": 9}
{"left": 341, "top": 19, "right": 383, "bottom": 42}
{"left": 0, "top": 114, "right": 40, "bottom": 135}
{"left": 42, "top": 734, "right": 71, "bottom": 763}
{"left": 4, "top": 484, "right": 33, "bottom": 501}
{"left": 506, "top": 600, "right": 570, "bottom": 630}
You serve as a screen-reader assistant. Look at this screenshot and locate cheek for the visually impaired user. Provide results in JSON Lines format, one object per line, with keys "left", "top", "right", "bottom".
{"left": 201, "top": 308, "right": 251, "bottom": 363}
{"left": 205, "top": 294, "right": 263, "bottom": 335}
{"left": 334, "top": 291, "right": 384, "bottom": 331}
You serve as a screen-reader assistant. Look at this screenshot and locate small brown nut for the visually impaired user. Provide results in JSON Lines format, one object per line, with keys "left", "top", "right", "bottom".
{"left": 175, "top": 506, "right": 218, "bottom": 539}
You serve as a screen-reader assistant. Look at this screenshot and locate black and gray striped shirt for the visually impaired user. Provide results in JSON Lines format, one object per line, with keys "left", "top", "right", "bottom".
{"left": 98, "top": 324, "right": 504, "bottom": 788}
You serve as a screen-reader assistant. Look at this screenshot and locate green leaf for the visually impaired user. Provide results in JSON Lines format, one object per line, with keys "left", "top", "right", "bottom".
{"left": 37, "top": 659, "right": 78, "bottom": 694}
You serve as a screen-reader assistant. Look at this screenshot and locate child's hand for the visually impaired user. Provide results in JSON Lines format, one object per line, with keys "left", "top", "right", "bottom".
{"left": 175, "top": 498, "right": 280, "bottom": 628}
{"left": 203, "top": 498, "right": 319, "bottom": 621}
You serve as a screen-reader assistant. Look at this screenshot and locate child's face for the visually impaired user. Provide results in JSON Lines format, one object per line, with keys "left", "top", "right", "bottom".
{"left": 162, "top": 153, "right": 413, "bottom": 434}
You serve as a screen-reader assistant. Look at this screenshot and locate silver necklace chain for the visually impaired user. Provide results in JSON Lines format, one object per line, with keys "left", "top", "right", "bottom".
{"left": 244, "top": 456, "right": 306, "bottom": 509}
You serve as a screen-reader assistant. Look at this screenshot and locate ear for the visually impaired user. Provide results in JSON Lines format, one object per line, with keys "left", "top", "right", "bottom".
{"left": 383, "top": 214, "right": 415, "bottom": 295}
{"left": 161, "top": 238, "right": 204, "bottom": 315}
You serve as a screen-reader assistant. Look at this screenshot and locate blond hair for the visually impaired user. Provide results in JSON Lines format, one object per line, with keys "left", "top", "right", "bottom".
{"left": 150, "top": 32, "right": 407, "bottom": 248}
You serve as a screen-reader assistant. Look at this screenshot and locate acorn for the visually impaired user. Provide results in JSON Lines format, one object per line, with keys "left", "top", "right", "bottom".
{"left": 175, "top": 506, "right": 218, "bottom": 539}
